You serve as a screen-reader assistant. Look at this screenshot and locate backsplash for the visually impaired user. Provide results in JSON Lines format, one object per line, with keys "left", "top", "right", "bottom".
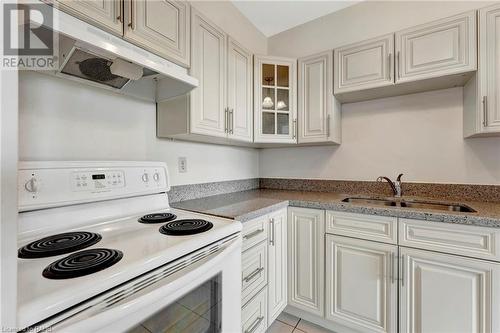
{"left": 260, "top": 178, "right": 500, "bottom": 203}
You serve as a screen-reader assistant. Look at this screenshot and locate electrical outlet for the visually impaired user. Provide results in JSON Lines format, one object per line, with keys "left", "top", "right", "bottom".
{"left": 178, "top": 157, "right": 187, "bottom": 173}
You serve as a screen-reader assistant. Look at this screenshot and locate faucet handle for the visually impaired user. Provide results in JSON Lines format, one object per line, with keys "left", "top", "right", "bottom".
{"left": 396, "top": 173, "right": 403, "bottom": 182}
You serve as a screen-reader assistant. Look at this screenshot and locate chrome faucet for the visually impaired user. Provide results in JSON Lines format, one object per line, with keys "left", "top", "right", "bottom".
{"left": 377, "top": 174, "right": 403, "bottom": 197}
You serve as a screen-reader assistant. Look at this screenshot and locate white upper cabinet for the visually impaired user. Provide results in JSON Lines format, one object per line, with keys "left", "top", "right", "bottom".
{"left": 326, "top": 235, "right": 397, "bottom": 333}
{"left": 123, "top": 0, "right": 190, "bottom": 67}
{"left": 298, "top": 51, "right": 341, "bottom": 145}
{"left": 395, "top": 11, "right": 476, "bottom": 83}
{"left": 287, "top": 207, "right": 324, "bottom": 316}
{"left": 254, "top": 56, "right": 297, "bottom": 144}
{"left": 227, "top": 38, "right": 253, "bottom": 142}
{"left": 53, "top": 0, "right": 123, "bottom": 35}
{"left": 464, "top": 4, "right": 500, "bottom": 137}
{"left": 334, "top": 34, "right": 394, "bottom": 94}
{"left": 190, "top": 9, "right": 227, "bottom": 138}
{"left": 400, "top": 247, "right": 500, "bottom": 333}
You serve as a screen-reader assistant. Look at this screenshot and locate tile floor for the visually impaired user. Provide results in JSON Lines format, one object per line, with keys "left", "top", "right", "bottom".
{"left": 266, "top": 312, "right": 334, "bottom": 333}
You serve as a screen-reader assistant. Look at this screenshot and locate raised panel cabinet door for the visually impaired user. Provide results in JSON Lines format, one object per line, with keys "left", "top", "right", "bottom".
{"left": 54, "top": 0, "right": 123, "bottom": 35}
{"left": 400, "top": 247, "right": 500, "bottom": 333}
{"left": 124, "top": 0, "right": 190, "bottom": 67}
{"left": 227, "top": 38, "right": 253, "bottom": 142}
{"left": 254, "top": 55, "right": 297, "bottom": 144}
{"left": 326, "top": 235, "right": 397, "bottom": 333}
{"left": 298, "top": 51, "right": 340, "bottom": 144}
{"left": 287, "top": 207, "right": 324, "bottom": 316}
{"left": 334, "top": 34, "right": 394, "bottom": 94}
{"left": 479, "top": 4, "right": 500, "bottom": 133}
{"left": 396, "top": 11, "right": 476, "bottom": 83}
{"left": 189, "top": 9, "right": 227, "bottom": 138}
{"left": 267, "top": 209, "right": 287, "bottom": 324}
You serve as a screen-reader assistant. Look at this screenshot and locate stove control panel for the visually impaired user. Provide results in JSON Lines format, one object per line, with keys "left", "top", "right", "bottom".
{"left": 18, "top": 162, "right": 170, "bottom": 211}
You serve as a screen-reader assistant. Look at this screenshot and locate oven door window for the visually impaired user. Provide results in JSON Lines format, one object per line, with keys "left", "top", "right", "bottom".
{"left": 128, "top": 273, "right": 222, "bottom": 333}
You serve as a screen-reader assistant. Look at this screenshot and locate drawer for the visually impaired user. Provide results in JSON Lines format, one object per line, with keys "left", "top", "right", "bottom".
{"left": 242, "top": 241, "right": 268, "bottom": 305}
{"left": 242, "top": 286, "right": 267, "bottom": 333}
{"left": 326, "top": 211, "right": 397, "bottom": 244}
{"left": 399, "top": 218, "right": 500, "bottom": 262}
{"left": 242, "top": 216, "right": 268, "bottom": 251}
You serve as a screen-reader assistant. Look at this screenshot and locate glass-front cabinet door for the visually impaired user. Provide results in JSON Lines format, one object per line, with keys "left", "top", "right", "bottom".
{"left": 254, "top": 56, "right": 297, "bottom": 143}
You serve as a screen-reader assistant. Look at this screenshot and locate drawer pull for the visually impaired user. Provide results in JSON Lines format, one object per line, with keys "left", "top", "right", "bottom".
{"left": 243, "top": 267, "right": 264, "bottom": 283}
{"left": 245, "top": 316, "right": 264, "bottom": 333}
{"left": 243, "top": 229, "right": 264, "bottom": 240}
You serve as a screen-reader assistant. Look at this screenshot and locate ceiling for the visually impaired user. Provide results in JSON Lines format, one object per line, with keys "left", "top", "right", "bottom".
{"left": 232, "top": 1, "right": 360, "bottom": 37}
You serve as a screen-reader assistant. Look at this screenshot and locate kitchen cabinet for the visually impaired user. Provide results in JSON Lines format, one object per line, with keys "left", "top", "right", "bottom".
{"left": 326, "top": 235, "right": 397, "bottom": 333}
{"left": 53, "top": 0, "right": 123, "bottom": 35}
{"left": 298, "top": 51, "right": 341, "bottom": 145}
{"left": 267, "top": 209, "right": 287, "bottom": 324}
{"left": 395, "top": 11, "right": 476, "bottom": 83}
{"left": 242, "top": 286, "right": 268, "bottom": 333}
{"left": 334, "top": 34, "right": 394, "bottom": 94}
{"left": 189, "top": 9, "right": 227, "bottom": 138}
{"left": 287, "top": 207, "right": 324, "bottom": 316}
{"left": 254, "top": 56, "right": 297, "bottom": 144}
{"left": 400, "top": 247, "right": 500, "bottom": 333}
{"left": 227, "top": 38, "right": 253, "bottom": 142}
{"left": 464, "top": 4, "right": 500, "bottom": 137}
{"left": 123, "top": 0, "right": 190, "bottom": 67}
{"left": 157, "top": 10, "right": 254, "bottom": 144}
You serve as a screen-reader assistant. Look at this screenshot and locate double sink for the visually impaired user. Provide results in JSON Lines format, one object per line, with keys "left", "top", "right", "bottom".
{"left": 342, "top": 197, "right": 476, "bottom": 213}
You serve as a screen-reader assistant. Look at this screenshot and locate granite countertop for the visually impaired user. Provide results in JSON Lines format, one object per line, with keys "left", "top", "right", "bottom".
{"left": 171, "top": 189, "right": 500, "bottom": 228}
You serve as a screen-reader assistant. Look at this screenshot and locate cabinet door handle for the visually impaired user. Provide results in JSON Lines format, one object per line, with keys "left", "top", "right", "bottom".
{"left": 401, "top": 254, "right": 405, "bottom": 287}
{"left": 243, "top": 267, "right": 264, "bottom": 283}
{"left": 243, "top": 229, "right": 263, "bottom": 240}
{"left": 388, "top": 53, "right": 392, "bottom": 81}
{"left": 326, "top": 114, "right": 331, "bottom": 138}
{"left": 292, "top": 119, "right": 297, "bottom": 139}
{"left": 245, "top": 316, "right": 264, "bottom": 333}
{"left": 128, "top": 0, "right": 133, "bottom": 28}
{"left": 482, "top": 96, "right": 488, "bottom": 127}
{"left": 390, "top": 252, "right": 395, "bottom": 284}
{"left": 396, "top": 51, "right": 401, "bottom": 79}
{"left": 229, "top": 108, "right": 234, "bottom": 134}
{"left": 269, "top": 218, "right": 275, "bottom": 246}
{"left": 117, "top": 0, "right": 123, "bottom": 23}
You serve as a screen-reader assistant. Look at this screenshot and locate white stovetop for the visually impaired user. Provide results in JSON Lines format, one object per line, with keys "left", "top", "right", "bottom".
{"left": 17, "top": 207, "right": 241, "bottom": 329}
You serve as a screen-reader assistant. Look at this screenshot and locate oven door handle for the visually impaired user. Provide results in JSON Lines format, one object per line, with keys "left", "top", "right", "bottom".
{"left": 40, "top": 234, "right": 241, "bottom": 332}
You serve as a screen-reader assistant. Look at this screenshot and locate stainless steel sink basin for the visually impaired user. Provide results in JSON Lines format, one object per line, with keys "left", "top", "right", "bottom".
{"left": 400, "top": 200, "right": 476, "bottom": 213}
{"left": 341, "top": 197, "right": 397, "bottom": 207}
{"left": 342, "top": 197, "right": 476, "bottom": 213}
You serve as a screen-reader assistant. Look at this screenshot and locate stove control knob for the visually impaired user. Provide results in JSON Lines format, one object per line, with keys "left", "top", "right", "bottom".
{"left": 25, "top": 177, "right": 41, "bottom": 193}
{"left": 153, "top": 172, "right": 160, "bottom": 182}
{"left": 141, "top": 173, "right": 149, "bottom": 183}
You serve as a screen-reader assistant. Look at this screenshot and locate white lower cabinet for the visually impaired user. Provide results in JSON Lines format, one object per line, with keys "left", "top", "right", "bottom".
{"left": 242, "top": 286, "right": 267, "bottom": 333}
{"left": 287, "top": 207, "right": 325, "bottom": 316}
{"left": 400, "top": 247, "right": 500, "bottom": 333}
{"left": 267, "top": 209, "right": 287, "bottom": 324}
{"left": 326, "top": 235, "right": 397, "bottom": 333}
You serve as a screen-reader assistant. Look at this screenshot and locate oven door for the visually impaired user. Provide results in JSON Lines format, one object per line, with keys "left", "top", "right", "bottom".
{"left": 43, "top": 234, "right": 242, "bottom": 333}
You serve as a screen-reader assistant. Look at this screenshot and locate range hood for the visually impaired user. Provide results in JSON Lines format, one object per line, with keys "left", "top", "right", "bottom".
{"left": 30, "top": 3, "right": 198, "bottom": 102}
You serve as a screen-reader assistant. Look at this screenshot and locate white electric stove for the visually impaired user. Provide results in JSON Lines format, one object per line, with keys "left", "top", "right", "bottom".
{"left": 17, "top": 161, "right": 242, "bottom": 332}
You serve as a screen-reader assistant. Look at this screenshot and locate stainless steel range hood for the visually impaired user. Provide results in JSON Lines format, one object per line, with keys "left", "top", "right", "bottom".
{"left": 30, "top": 3, "right": 198, "bottom": 102}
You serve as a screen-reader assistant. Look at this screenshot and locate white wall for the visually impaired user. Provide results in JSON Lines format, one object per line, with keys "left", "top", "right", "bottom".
{"left": 19, "top": 1, "right": 265, "bottom": 186}
{"left": 261, "top": 0, "right": 500, "bottom": 185}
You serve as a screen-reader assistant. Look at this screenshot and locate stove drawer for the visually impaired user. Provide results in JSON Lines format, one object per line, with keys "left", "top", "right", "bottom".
{"left": 242, "top": 216, "right": 269, "bottom": 251}
{"left": 242, "top": 240, "right": 268, "bottom": 305}
{"left": 242, "top": 286, "right": 268, "bottom": 333}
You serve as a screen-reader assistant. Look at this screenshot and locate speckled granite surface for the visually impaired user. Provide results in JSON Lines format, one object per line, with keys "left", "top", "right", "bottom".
{"left": 260, "top": 178, "right": 500, "bottom": 203}
{"left": 168, "top": 178, "right": 259, "bottom": 203}
{"left": 172, "top": 189, "right": 500, "bottom": 228}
